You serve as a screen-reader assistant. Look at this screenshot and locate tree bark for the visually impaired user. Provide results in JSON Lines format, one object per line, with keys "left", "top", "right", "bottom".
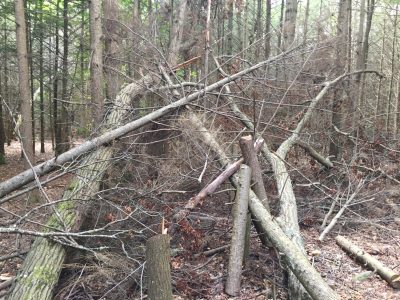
{"left": 225, "top": 165, "right": 251, "bottom": 296}
{"left": 329, "top": 0, "right": 350, "bottom": 159}
{"left": 336, "top": 235, "right": 400, "bottom": 289}
{"left": 104, "top": 0, "right": 121, "bottom": 104}
{"left": 0, "top": 73, "right": 5, "bottom": 163}
{"left": 57, "top": 0, "right": 70, "bottom": 155}
{"left": 90, "top": 0, "right": 104, "bottom": 124}
{"left": 39, "top": 0, "right": 45, "bottom": 154}
{"left": 15, "top": 0, "right": 34, "bottom": 168}
{"left": 282, "top": 0, "right": 298, "bottom": 51}
{"left": 146, "top": 234, "right": 173, "bottom": 300}
{"left": 168, "top": 0, "right": 187, "bottom": 67}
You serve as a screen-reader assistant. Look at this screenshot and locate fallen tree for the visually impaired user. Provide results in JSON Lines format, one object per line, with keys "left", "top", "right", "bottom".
{"left": 6, "top": 51, "right": 293, "bottom": 299}
{"left": 0, "top": 51, "right": 291, "bottom": 201}
{"left": 181, "top": 114, "right": 340, "bottom": 300}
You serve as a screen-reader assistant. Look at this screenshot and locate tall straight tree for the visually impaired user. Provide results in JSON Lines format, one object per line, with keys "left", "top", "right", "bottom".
{"left": 329, "top": 0, "right": 350, "bottom": 158}
{"left": 53, "top": 0, "right": 61, "bottom": 151}
{"left": 39, "top": 0, "right": 45, "bottom": 153}
{"left": 104, "top": 0, "right": 121, "bottom": 103}
{"left": 282, "top": 0, "right": 298, "bottom": 51}
{"left": 57, "top": 0, "right": 70, "bottom": 155}
{"left": 0, "top": 74, "right": 5, "bottom": 163}
{"left": 264, "top": 0, "right": 271, "bottom": 59}
{"left": 90, "top": 0, "right": 104, "bottom": 125}
{"left": 15, "top": 0, "right": 34, "bottom": 167}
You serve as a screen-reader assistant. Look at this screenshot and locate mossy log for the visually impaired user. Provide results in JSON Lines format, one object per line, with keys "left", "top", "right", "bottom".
{"left": 146, "top": 234, "right": 173, "bottom": 300}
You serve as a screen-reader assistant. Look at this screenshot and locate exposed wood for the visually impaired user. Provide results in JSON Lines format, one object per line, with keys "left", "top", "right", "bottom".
{"left": 225, "top": 165, "right": 251, "bottom": 296}
{"left": 239, "top": 135, "right": 270, "bottom": 211}
{"left": 239, "top": 135, "right": 271, "bottom": 246}
{"left": 336, "top": 235, "right": 400, "bottom": 289}
{"left": 146, "top": 234, "right": 173, "bottom": 300}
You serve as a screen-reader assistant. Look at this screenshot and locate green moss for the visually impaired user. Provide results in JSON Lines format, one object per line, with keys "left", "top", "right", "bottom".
{"left": 19, "top": 265, "right": 58, "bottom": 288}
{"left": 0, "top": 153, "right": 5, "bottom": 165}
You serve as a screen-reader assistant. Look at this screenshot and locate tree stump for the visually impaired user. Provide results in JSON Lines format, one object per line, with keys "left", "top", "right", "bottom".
{"left": 146, "top": 234, "right": 173, "bottom": 300}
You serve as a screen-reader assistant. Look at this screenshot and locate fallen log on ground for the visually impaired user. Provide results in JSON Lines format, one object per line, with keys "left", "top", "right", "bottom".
{"left": 189, "top": 116, "right": 339, "bottom": 300}
{"left": 225, "top": 165, "right": 251, "bottom": 296}
{"left": 336, "top": 235, "right": 400, "bottom": 289}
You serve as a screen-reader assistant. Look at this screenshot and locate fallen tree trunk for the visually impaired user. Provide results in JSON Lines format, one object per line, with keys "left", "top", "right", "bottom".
{"left": 336, "top": 235, "right": 400, "bottom": 289}
{"left": 0, "top": 51, "right": 290, "bottom": 201}
{"left": 189, "top": 116, "right": 339, "bottom": 300}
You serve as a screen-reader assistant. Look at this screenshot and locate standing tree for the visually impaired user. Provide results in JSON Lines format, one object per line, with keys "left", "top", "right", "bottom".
{"left": 90, "top": 0, "right": 104, "bottom": 125}
{"left": 104, "top": 0, "right": 121, "bottom": 103}
{"left": 15, "top": 0, "right": 34, "bottom": 166}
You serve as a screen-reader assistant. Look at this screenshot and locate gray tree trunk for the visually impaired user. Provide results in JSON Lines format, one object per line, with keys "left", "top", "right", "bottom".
{"left": 90, "top": 0, "right": 104, "bottom": 124}
{"left": 15, "top": 0, "right": 34, "bottom": 167}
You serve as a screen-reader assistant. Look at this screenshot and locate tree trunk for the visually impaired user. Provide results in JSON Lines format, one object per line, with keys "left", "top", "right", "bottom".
{"left": 104, "top": 0, "right": 121, "bottom": 104}
{"left": 39, "top": 0, "right": 45, "bottom": 154}
{"left": 53, "top": 0, "right": 60, "bottom": 152}
{"left": 57, "top": 0, "right": 70, "bottom": 155}
{"left": 167, "top": 0, "right": 187, "bottom": 67}
{"left": 146, "top": 234, "right": 173, "bottom": 300}
{"left": 0, "top": 73, "right": 5, "bottom": 163}
{"left": 329, "top": 0, "right": 350, "bottom": 159}
{"left": 282, "top": 0, "right": 298, "bottom": 51}
{"left": 90, "top": 0, "right": 104, "bottom": 124}
{"left": 264, "top": 0, "right": 271, "bottom": 59}
{"left": 225, "top": 165, "right": 251, "bottom": 296}
{"left": 15, "top": 0, "right": 34, "bottom": 168}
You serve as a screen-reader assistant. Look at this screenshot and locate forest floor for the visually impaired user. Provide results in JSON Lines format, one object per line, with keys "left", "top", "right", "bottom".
{"left": 0, "top": 141, "right": 399, "bottom": 299}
